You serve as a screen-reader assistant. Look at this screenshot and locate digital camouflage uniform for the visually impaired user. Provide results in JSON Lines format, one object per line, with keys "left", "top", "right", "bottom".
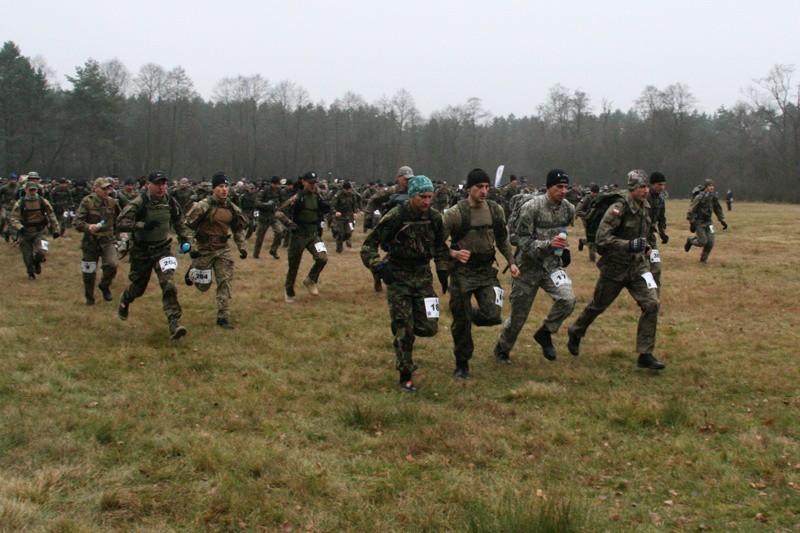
{"left": 253, "top": 186, "right": 290, "bottom": 258}
{"left": 575, "top": 192, "right": 598, "bottom": 262}
{"left": 0, "top": 180, "right": 19, "bottom": 241}
{"left": 74, "top": 190, "right": 122, "bottom": 302}
{"left": 285, "top": 189, "right": 330, "bottom": 295}
{"left": 185, "top": 196, "right": 247, "bottom": 322}
{"left": 10, "top": 190, "right": 60, "bottom": 278}
{"left": 361, "top": 201, "right": 450, "bottom": 376}
{"left": 686, "top": 189, "right": 726, "bottom": 262}
{"left": 331, "top": 188, "right": 361, "bottom": 252}
{"left": 496, "top": 194, "right": 576, "bottom": 357}
{"left": 568, "top": 194, "right": 660, "bottom": 356}
{"left": 443, "top": 199, "right": 515, "bottom": 369}
{"left": 647, "top": 188, "right": 668, "bottom": 289}
{"left": 116, "top": 191, "right": 190, "bottom": 334}
{"left": 49, "top": 183, "right": 74, "bottom": 235}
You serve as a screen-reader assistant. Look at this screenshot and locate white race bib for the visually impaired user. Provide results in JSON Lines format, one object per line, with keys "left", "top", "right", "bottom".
{"left": 642, "top": 271, "right": 658, "bottom": 289}
{"left": 424, "top": 297, "right": 440, "bottom": 318}
{"left": 493, "top": 287, "right": 505, "bottom": 307}
{"left": 314, "top": 241, "right": 327, "bottom": 253}
{"left": 158, "top": 256, "right": 178, "bottom": 272}
{"left": 649, "top": 249, "right": 661, "bottom": 263}
{"left": 549, "top": 269, "right": 571, "bottom": 288}
{"left": 63, "top": 210, "right": 69, "bottom": 218}
{"left": 192, "top": 268, "right": 213, "bottom": 284}
{"left": 70, "top": 211, "right": 76, "bottom": 217}
{"left": 253, "top": 210, "right": 260, "bottom": 217}
{"left": 81, "top": 261, "right": 97, "bottom": 273}
{"left": 40, "top": 240, "right": 49, "bottom": 251}
{"left": 373, "top": 209, "right": 381, "bottom": 216}
{"left": 709, "top": 224, "right": 715, "bottom": 234}
{"left": 348, "top": 222, "right": 355, "bottom": 231}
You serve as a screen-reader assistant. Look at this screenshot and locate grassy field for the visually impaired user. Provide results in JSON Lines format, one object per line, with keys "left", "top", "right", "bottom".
{"left": 1, "top": 200, "right": 799, "bottom": 531}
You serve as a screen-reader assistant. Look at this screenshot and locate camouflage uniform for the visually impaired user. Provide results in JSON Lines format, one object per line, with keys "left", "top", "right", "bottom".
{"left": 575, "top": 192, "right": 598, "bottom": 262}
{"left": 73, "top": 189, "right": 122, "bottom": 303}
{"left": 284, "top": 189, "right": 330, "bottom": 295}
{"left": 433, "top": 184, "right": 452, "bottom": 212}
{"left": 253, "top": 185, "right": 290, "bottom": 258}
{"left": 116, "top": 191, "right": 190, "bottom": 335}
{"left": 185, "top": 196, "right": 247, "bottom": 322}
{"left": 568, "top": 194, "right": 660, "bottom": 356}
{"left": 361, "top": 201, "right": 450, "bottom": 376}
{"left": 686, "top": 188, "right": 726, "bottom": 262}
{"left": 0, "top": 179, "right": 20, "bottom": 241}
{"left": 49, "top": 183, "right": 74, "bottom": 235}
{"left": 10, "top": 188, "right": 60, "bottom": 278}
{"left": 331, "top": 187, "right": 362, "bottom": 253}
{"left": 646, "top": 187, "right": 667, "bottom": 289}
{"left": 443, "top": 199, "right": 515, "bottom": 370}
{"left": 496, "top": 194, "right": 576, "bottom": 357}
{"left": 171, "top": 184, "right": 196, "bottom": 214}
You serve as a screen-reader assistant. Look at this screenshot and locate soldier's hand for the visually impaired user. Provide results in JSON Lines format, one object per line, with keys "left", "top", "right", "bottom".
{"left": 437, "top": 270, "right": 449, "bottom": 294}
{"left": 51, "top": 231, "right": 60, "bottom": 239}
{"left": 689, "top": 223, "right": 696, "bottom": 233}
{"left": 721, "top": 221, "right": 728, "bottom": 230}
{"left": 451, "top": 249, "right": 470, "bottom": 264}
{"left": 239, "top": 248, "right": 248, "bottom": 259}
{"left": 551, "top": 234, "right": 567, "bottom": 249}
{"left": 373, "top": 259, "right": 396, "bottom": 285}
{"left": 628, "top": 238, "right": 647, "bottom": 253}
{"left": 660, "top": 232, "right": 669, "bottom": 245}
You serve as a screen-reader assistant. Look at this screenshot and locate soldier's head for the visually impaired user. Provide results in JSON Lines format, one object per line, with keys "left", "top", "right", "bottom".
{"left": 396, "top": 165, "right": 414, "bottom": 189}
{"left": 649, "top": 171, "right": 666, "bottom": 194}
{"left": 123, "top": 177, "right": 135, "bottom": 192}
{"left": 93, "top": 177, "right": 114, "bottom": 199}
{"left": 301, "top": 171, "right": 318, "bottom": 192}
{"left": 466, "top": 168, "right": 490, "bottom": 205}
{"left": 147, "top": 170, "right": 169, "bottom": 199}
{"left": 179, "top": 177, "right": 190, "bottom": 188}
{"left": 270, "top": 175, "right": 281, "bottom": 189}
{"left": 627, "top": 169, "right": 649, "bottom": 203}
{"left": 408, "top": 175, "right": 434, "bottom": 211}
{"left": 24, "top": 180, "right": 39, "bottom": 198}
{"left": 211, "top": 172, "right": 230, "bottom": 201}
{"left": 545, "top": 169, "right": 570, "bottom": 203}
{"left": 704, "top": 178, "right": 715, "bottom": 192}
{"left": 590, "top": 184, "right": 600, "bottom": 197}
{"left": 343, "top": 181, "right": 353, "bottom": 190}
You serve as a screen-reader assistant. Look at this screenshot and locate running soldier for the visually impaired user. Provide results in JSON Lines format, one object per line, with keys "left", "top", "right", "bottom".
{"left": 331, "top": 181, "right": 361, "bottom": 253}
{"left": 253, "top": 176, "right": 290, "bottom": 260}
{"left": 647, "top": 172, "right": 669, "bottom": 290}
{"left": 10, "top": 180, "right": 60, "bottom": 279}
{"left": 685, "top": 179, "right": 727, "bottom": 263}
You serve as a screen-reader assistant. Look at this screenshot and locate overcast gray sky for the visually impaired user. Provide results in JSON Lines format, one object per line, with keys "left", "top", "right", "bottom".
{"left": 3, "top": 0, "right": 798, "bottom": 117}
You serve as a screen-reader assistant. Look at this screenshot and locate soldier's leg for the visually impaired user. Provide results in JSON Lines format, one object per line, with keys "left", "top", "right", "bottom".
{"left": 569, "top": 275, "right": 625, "bottom": 340}
{"left": 649, "top": 259, "right": 662, "bottom": 294}
{"left": 81, "top": 246, "right": 100, "bottom": 302}
{"left": 306, "top": 239, "right": 328, "bottom": 284}
{"left": 190, "top": 253, "right": 214, "bottom": 293}
{"left": 471, "top": 282, "right": 503, "bottom": 326}
{"left": 121, "top": 251, "right": 154, "bottom": 306}
{"left": 269, "top": 220, "right": 285, "bottom": 255}
{"left": 448, "top": 277, "right": 475, "bottom": 367}
{"left": 334, "top": 220, "right": 345, "bottom": 253}
{"left": 98, "top": 240, "right": 120, "bottom": 294}
{"left": 700, "top": 227, "right": 715, "bottom": 262}
{"left": 540, "top": 275, "right": 577, "bottom": 334}
{"left": 212, "top": 253, "right": 234, "bottom": 321}
{"left": 32, "top": 234, "right": 47, "bottom": 269}
{"left": 496, "top": 277, "right": 539, "bottom": 354}
{"left": 588, "top": 242, "right": 597, "bottom": 262}
{"left": 253, "top": 222, "right": 268, "bottom": 258}
{"left": 155, "top": 259, "right": 181, "bottom": 323}
{"left": 284, "top": 233, "right": 305, "bottom": 293}
{"left": 627, "top": 276, "right": 660, "bottom": 355}
{"left": 19, "top": 235, "right": 36, "bottom": 277}
{"left": 388, "top": 286, "right": 417, "bottom": 374}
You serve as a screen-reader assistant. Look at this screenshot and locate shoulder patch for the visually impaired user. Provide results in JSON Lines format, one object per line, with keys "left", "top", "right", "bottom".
{"left": 611, "top": 207, "right": 621, "bottom": 216}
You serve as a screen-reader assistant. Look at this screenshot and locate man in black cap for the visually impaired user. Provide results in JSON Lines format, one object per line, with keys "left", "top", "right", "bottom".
{"left": 185, "top": 172, "right": 248, "bottom": 329}
{"left": 116, "top": 170, "right": 192, "bottom": 339}
{"left": 443, "top": 168, "right": 519, "bottom": 379}
{"left": 282, "top": 171, "right": 331, "bottom": 302}
{"left": 567, "top": 170, "right": 664, "bottom": 370}
{"left": 10, "top": 180, "right": 60, "bottom": 279}
{"left": 331, "top": 180, "right": 362, "bottom": 253}
{"left": 494, "top": 169, "right": 576, "bottom": 364}
{"left": 647, "top": 172, "right": 669, "bottom": 290}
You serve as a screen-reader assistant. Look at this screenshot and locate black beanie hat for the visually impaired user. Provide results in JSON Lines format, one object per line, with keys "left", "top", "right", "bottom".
{"left": 211, "top": 171, "right": 229, "bottom": 189}
{"left": 546, "top": 169, "right": 569, "bottom": 188}
{"left": 649, "top": 171, "right": 666, "bottom": 184}
{"left": 466, "top": 168, "right": 491, "bottom": 189}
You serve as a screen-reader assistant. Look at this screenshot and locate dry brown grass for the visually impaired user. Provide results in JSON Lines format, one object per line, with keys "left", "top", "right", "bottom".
{"left": 1, "top": 200, "right": 799, "bottom": 530}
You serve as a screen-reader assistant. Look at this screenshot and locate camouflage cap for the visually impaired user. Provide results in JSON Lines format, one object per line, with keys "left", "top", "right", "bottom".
{"left": 704, "top": 178, "right": 714, "bottom": 187}
{"left": 627, "top": 169, "right": 648, "bottom": 191}
{"left": 25, "top": 180, "right": 39, "bottom": 190}
{"left": 93, "top": 177, "right": 112, "bottom": 189}
{"left": 27, "top": 171, "right": 40, "bottom": 179}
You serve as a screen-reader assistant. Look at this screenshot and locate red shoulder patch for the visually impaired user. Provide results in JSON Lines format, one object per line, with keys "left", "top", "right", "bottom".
{"left": 611, "top": 208, "right": 621, "bottom": 215}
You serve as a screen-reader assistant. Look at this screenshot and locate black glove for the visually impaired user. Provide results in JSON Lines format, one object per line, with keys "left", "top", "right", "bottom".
{"left": 239, "top": 248, "right": 248, "bottom": 259}
{"left": 189, "top": 250, "right": 200, "bottom": 259}
{"left": 437, "top": 270, "right": 449, "bottom": 294}
{"left": 143, "top": 220, "right": 161, "bottom": 230}
{"left": 689, "top": 222, "right": 696, "bottom": 233}
{"left": 373, "top": 259, "right": 396, "bottom": 285}
{"left": 721, "top": 221, "right": 728, "bottom": 230}
{"left": 51, "top": 231, "right": 60, "bottom": 239}
{"left": 660, "top": 232, "right": 669, "bottom": 245}
{"left": 560, "top": 248, "right": 571, "bottom": 268}
{"left": 628, "top": 238, "right": 648, "bottom": 253}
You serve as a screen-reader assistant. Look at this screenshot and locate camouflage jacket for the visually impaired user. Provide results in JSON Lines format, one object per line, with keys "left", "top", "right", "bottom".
{"left": 117, "top": 192, "right": 190, "bottom": 244}
{"left": 514, "top": 194, "right": 575, "bottom": 274}
{"left": 596, "top": 195, "right": 652, "bottom": 280}
{"left": 365, "top": 183, "right": 406, "bottom": 214}
{"left": 74, "top": 193, "right": 121, "bottom": 240}
{"left": 647, "top": 189, "right": 667, "bottom": 246}
{"left": 687, "top": 191, "right": 725, "bottom": 225}
{"left": 332, "top": 190, "right": 362, "bottom": 219}
{"left": 361, "top": 201, "right": 449, "bottom": 272}
{"left": 10, "top": 195, "right": 60, "bottom": 234}
{"left": 186, "top": 196, "right": 247, "bottom": 252}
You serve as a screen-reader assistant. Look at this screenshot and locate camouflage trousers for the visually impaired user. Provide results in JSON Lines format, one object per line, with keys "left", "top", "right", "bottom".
{"left": 17, "top": 229, "right": 48, "bottom": 276}
{"left": 649, "top": 247, "right": 662, "bottom": 294}
{"left": 253, "top": 216, "right": 286, "bottom": 257}
{"left": 569, "top": 271, "right": 659, "bottom": 355}
{"left": 386, "top": 266, "right": 438, "bottom": 374}
{"left": 334, "top": 217, "right": 355, "bottom": 250}
{"left": 0, "top": 207, "right": 9, "bottom": 238}
{"left": 449, "top": 264, "right": 503, "bottom": 366}
{"left": 497, "top": 268, "right": 576, "bottom": 355}
{"left": 53, "top": 205, "right": 71, "bottom": 234}
{"left": 190, "top": 247, "right": 235, "bottom": 320}
{"left": 121, "top": 243, "right": 181, "bottom": 323}
{"left": 689, "top": 221, "right": 715, "bottom": 261}
{"left": 81, "top": 235, "right": 119, "bottom": 299}
{"left": 285, "top": 228, "right": 327, "bottom": 291}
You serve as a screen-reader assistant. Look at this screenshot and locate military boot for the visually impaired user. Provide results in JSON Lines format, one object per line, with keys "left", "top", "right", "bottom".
{"left": 494, "top": 344, "right": 512, "bottom": 365}
{"left": 169, "top": 319, "right": 187, "bottom": 340}
{"left": 534, "top": 326, "right": 557, "bottom": 361}
{"left": 567, "top": 329, "right": 581, "bottom": 356}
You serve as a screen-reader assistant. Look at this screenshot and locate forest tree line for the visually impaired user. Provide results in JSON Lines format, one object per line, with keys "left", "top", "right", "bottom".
{"left": 1, "top": 41, "right": 799, "bottom": 201}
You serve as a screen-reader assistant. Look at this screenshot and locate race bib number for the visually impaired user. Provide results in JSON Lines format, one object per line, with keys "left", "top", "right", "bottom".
{"left": 642, "top": 272, "right": 658, "bottom": 289}
{"left": 40, "top": 240, "right": 49, "bottom": 251}
{"left": 373, "top": 210, "right": 381, "bottom": 216}
{"left": 158, "top": 256, "right": 178, "bottom": 272}
{"left": 493, "top": 287, "right": 505, "bottom": 307}
{"left": 314, "top": 241, "right": 327, "bottom": 253}
{"left": 348, "top": 222, "right": 355, "bottom": 231}
{"left": 192, "top": 269, "right": 213, "bottom": 284}
{"left": 63, "top": 210, "right": 69, "bottom": 218}
{"left": 424, "top": 297, "right": 440, "bottom": 318}
{"left": 70, "top": 211, "right": 76, "bottom": 217}
{"left": 81, "top": 261, "right": 97, "bottom": 273}
{"left": 709, "top": 224, "right": 715, "bottom": 234}
{"left": 549, "top": 269, "right": 571, "bottom": 288}
{"left": 650, "top": 249, "right": 661, "bottom": 263}
{"left": 253, "top": 210, "right": 260, "bottom": 217}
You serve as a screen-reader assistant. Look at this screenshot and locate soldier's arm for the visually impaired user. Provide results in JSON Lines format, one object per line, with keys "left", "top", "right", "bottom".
{"left": 44, "top": 199, "right": 60, "bottom": 234}
{"left": 116, "top": 198, "right": 142, "bottom": 232}
{"left": 73, "top": 198, "right": 91, "bottom": 233}
{"left": 360, "top": 211, "right": 396, "bottom": 269}
{"left": 596, "top": 202, "right": 628, "bottom": 252}
{"left": 9, "top": 201, "right": 23, "bottom": 231}
{"left": 713, "top": 198, "right": 725, "bottom": 222}
{"left": 687, "top": 194, "right": 701, "bottom": 222}
{"left": 231, "top": 204, "right": 247, "bottom": 250}
{"left": 433, "top": 216, "right": 451, "bottom": 272}
{"left": 184, "top": 199, "right": 210, "bottom": 232}
{"left": 171, "top": 203, "right": 190, "bottom": 243}
{"left": 517, "top": 202, "right": 552, "bottom": 254}
{"left": 657, "top": 200, "right": 667, "bottom": 234}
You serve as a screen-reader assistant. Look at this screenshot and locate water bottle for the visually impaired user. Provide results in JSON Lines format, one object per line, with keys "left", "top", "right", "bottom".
{"left": 179, "top": 242, "right": 191, "bottom": 254}
{"left": 553, "top": 228, "right": 567, "bottom": 257}
{"left": 96, "top": 220, "right": 106, "bottom": 229}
